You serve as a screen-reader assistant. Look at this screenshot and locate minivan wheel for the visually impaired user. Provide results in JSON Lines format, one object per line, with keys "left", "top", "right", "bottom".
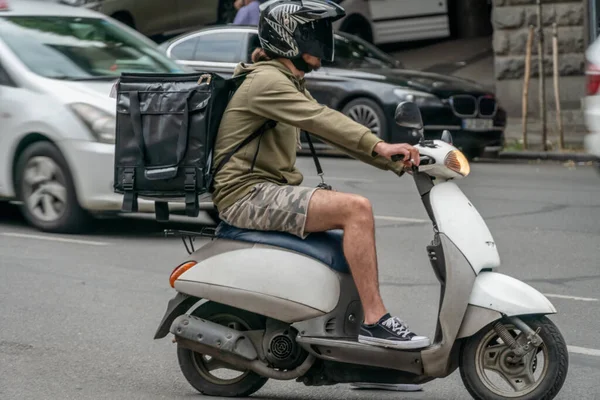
{"left": 15, "top": 142, "right": 91, "bottom": 233}
{"left": 218, "top": 0, "right": 237, "bottom": 24}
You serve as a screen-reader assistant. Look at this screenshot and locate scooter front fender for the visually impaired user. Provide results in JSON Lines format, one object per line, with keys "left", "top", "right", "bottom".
{"left": 469, "top": 271, "right": 557, "bottom": 317}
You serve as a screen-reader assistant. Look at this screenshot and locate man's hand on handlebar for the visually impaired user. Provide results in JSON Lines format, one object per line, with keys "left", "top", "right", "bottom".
{"left": 374, "top": 142, "right": 420, "bottom": 168}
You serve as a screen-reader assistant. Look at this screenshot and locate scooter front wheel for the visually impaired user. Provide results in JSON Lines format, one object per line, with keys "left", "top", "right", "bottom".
{"left": 459, "top": 315, "right": 568, "bottom": 400}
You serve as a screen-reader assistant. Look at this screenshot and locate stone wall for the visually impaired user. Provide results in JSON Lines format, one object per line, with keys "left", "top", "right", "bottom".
{"left": 492, "top": 0, "right": 586, "bottom": 117}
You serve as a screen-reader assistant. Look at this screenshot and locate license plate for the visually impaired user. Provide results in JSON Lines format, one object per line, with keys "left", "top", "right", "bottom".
{"left": 462, "top": 118, "right": 494, "bottom": 131}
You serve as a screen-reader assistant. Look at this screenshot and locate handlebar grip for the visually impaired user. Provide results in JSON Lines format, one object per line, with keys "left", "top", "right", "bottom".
{"left": 391, "top": 154, "right": 405, "bottom": 162}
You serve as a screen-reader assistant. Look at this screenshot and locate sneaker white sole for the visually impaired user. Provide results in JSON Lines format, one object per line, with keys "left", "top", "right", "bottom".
{"left": 358, "top": 335, "right": 431, "bottom": 350}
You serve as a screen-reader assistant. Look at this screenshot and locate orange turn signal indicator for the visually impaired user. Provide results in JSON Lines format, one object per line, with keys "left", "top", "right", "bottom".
{"left": 169, "top": 261, "right": 197, "bottom": 288}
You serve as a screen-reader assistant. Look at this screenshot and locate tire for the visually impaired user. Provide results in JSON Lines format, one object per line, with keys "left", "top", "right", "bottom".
{"left": 111, "top": 12, "right": 135, "bottom": 29}
{"left": 485, "top": 150, "right": 500, "bottom": 159}
{"left": 462, "top": 147, "right": 485, "bottom": 161}
{"left": 459, "top": 315, "right": 569, "bottom": 400}
{"left": 340, "top": 18, "right": 373, "bottom": 43}
{"left": 218, "top": 0, "right": 237, "bottom": 24}
{"left": 342, "top": 98, "right": 388, "bottom": 140}
{"left": 177, "top": 303, "right": 268, "bottom": 397}
{"left": 15, "top": 141, "right": 91, "bottom": 233}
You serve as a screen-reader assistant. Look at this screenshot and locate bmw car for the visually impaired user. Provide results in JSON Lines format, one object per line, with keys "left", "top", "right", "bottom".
{"left": 159, "top": 26, "right": 507, "bottom": 159}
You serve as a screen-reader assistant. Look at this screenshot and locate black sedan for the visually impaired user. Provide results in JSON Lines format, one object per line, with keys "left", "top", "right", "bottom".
{"left": 158, "top": 26, "right": 506, "bottom": 159}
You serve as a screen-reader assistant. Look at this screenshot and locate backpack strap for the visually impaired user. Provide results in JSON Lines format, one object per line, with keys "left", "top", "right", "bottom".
{"left": 303, "top": 131, "right": 332, "bottom": 190}
{"left": 183, "top": 167, "right": 200, "bottom": 218}
{"left": 210, "top": 119, "right": 277, "bottom": 186}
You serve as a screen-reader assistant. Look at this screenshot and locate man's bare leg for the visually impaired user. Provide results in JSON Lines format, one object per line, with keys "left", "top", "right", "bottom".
{"left": 304, "top": 189, "right": 386, "bottom": 324}
{"left": 304, "top": 189, "right": 430, "bottom": 350}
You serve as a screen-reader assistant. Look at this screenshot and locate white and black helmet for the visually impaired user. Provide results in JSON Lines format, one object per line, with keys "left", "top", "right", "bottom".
{"left": 258, "top": 0, "right": 346, "bottom": 63}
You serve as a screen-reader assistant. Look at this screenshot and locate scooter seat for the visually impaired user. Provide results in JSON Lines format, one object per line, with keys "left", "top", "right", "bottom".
{"left": 215, "top": 222, "right": 350, "bottom": 274}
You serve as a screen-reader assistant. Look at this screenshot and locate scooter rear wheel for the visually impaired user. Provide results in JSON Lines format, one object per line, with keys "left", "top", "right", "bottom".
{"left": 177, "top": 302, "right": 268, "bottom": 397}
{"left": 459, "top": 315, "right": 568, "bottom": 400}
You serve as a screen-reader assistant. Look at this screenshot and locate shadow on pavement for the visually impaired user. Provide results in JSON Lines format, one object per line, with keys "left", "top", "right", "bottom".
{"left": 252, "top": 393, "right": 439, "bottom": 400}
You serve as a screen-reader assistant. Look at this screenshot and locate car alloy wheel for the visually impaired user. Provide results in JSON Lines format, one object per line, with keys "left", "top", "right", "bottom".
{"left": 22, "top": 156, "right": 68, "bottom": 223}
{"left": 346, "top": 104, "right": 381, "bottom": 136}
{"left": 16, "top": 141, "right": 91, "bottom": 233}
{"left": 342, "top": 98, "right": 387, "bottom": 139}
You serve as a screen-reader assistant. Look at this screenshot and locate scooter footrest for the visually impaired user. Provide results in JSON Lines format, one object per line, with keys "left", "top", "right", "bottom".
{"left": 296, "top": 336, "right": 425, "bottom": 375}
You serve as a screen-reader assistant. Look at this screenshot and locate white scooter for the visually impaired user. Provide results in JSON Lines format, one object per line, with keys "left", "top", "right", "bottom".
{"left": 154, "top": 102, "right": 569, "bottom": 400}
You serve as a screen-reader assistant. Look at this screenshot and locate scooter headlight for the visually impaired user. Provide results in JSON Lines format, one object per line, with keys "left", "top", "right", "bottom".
{"left": 444, "top": 150, "right": 470, "bottom": 177}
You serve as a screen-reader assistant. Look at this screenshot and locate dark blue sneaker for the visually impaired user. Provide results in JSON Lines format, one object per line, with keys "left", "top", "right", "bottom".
{"left": 358, "top": 313, "right": 430, "bottom": 350}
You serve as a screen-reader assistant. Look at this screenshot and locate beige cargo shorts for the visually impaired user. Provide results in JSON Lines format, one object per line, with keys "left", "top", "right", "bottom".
{"left": 219, "top": 182, "right": 319, "bottom": 239}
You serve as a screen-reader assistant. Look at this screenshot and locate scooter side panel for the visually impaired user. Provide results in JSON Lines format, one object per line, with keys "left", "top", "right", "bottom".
{"left": 429, "top": 182, "right": 500, "bottom": 273}
{"left": 175, "top": 246, "right": 342, "bottom": 323}
{"left": 469, "top": 271, "right": 557, "bottom": 316}
{"left": 421, "top": 234, "right": 476, "bottom": 378}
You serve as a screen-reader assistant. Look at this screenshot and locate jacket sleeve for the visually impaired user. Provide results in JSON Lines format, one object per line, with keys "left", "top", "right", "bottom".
{"left": 302, "top": 87, "right": 405, "bottom": 176}
{"left": 245, "top": 69, "right": 403, "bottom": 175}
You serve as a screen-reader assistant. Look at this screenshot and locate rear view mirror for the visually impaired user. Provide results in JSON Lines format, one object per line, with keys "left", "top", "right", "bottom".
{"left": 441, "top": 129, "right": 453, "bottom": 144}
{"left": 395, "top": 101, "right": 423, "bottom": 130}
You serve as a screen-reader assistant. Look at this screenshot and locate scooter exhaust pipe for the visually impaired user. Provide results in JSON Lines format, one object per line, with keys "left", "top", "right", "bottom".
{"left": 170, "top": 315, "right": 315, "bottom": 380}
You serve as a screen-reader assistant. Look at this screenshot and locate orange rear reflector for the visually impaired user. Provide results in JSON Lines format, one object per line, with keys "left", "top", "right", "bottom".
{"left": 169, "top": 261, "right": 197, "bottom": 288}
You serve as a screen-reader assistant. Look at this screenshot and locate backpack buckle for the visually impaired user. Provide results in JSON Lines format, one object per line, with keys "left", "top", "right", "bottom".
{"left": 184, "top": 169, "right": 196, "bottom": 191}
{"left": 123, "top": 169, "right": 135, "bottom": 191}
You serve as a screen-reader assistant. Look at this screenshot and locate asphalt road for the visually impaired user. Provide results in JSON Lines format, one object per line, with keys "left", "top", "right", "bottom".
{"left": 1, "top": 158, "right": 599, "bottom": 400}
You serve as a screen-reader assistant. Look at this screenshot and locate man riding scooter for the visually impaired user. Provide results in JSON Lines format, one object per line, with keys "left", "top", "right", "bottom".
{"left": 211, "top": 0, "right": 430, "bottom": 350}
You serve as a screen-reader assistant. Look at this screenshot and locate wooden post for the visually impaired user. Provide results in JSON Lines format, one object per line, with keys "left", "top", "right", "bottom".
{"left": 522, "top": 25, "right": 535, "bottom": 150}
{"left": 552, "top": 20, "right": 564, "bottom": 150}
{"left": 537, "top": 0, "right": 548, "bottom": 151}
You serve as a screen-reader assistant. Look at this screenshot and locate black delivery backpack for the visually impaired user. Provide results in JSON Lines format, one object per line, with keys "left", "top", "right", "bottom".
{"left": 113, "top": 72, "right": 275, "bottom": 222}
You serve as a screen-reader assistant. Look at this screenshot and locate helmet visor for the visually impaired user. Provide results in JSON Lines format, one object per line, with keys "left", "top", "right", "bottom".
{"left": 296, "top": 19, "right": 335, "bottom": 62}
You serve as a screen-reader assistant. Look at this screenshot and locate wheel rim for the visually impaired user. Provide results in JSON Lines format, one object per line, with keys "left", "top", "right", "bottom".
{"left": 21, "top": 156, "right": 68, "bottom": 222}
{"left": 345, "top": 104, "right": 382, "bottom": 136}
{"left": 475, "top": 323, "right": 549, "bottom": 397}
{"left": 190, "top": 313, "right": 252, "bottom": 385}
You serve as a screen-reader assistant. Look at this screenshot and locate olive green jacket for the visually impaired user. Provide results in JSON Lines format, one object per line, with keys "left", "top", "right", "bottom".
{"left": 211, "top": 60, "right": 403, "bottom": 211}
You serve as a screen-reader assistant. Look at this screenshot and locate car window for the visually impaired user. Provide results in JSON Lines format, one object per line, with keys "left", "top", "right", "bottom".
{"left": 0, "top": 16, "right": 184, "bottom": 80}
{"left": 324, "top": 35, "right": 399, "bottom": 69}
{"left": 170, "top": 37, "right": 198, "bottom": 60}
{"left": 171, "top": 32, "right": 246, "bottom": 63}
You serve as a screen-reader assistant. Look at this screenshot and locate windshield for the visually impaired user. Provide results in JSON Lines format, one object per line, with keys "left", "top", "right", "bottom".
{"left": 325, "top": 34, "right": 400, "bottom": 69}
{"left": 0, "top": 16, "right": 184, "bottom": 80}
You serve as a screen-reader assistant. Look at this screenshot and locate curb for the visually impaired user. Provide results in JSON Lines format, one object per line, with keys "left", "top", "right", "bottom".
{"left": 498, "top": 151, "right": 600, "bottom": 162}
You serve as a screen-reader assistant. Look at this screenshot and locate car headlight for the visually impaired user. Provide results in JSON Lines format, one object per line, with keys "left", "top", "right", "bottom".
{"left": 69, "top": 103, "right": 116, "bottom": 144}
{"left": 445, "top": 150, "right": 470, "bottom": 177}
{"left": 393, "top": 88, "right": 444, "bottom": 107}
